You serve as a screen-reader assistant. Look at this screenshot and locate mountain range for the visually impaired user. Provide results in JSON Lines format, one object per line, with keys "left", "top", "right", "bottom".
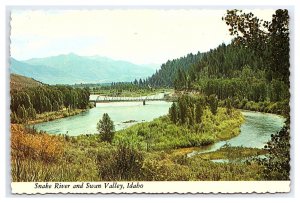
{"left": 10, "top": 53, "right": 159, "bottom": 85}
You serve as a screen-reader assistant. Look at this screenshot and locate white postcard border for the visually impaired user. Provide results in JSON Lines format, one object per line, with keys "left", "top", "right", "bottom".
{"left": 11, "top": 181, "right": 290, "bottom": 194}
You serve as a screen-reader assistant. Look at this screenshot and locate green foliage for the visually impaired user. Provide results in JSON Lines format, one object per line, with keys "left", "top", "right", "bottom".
{"left": 195, "top": 100, "right": 203, "bottom": 123}
{"left": 97, "top": 113, "right": 115, "bottom": 143}
{"left": 174, "top": 68, "right": 187, "bottom": 90}
{"left": 10, "top": 85, "right": 90, "bottom": 123}
{"left": 170, "top": 94, "right": 219, "bottom": 126}
{"left": 142, "top": 152, "right": 192, "bottom": 181}
{"left": 115, "top": 105, "right": 244, "bottom": 151}
{"left": 187, "top": 156, "right": 262, "bottom": 180}
{"left": 89, "top": 82, "right": 169, "bottom": 97}
{"left": 169, "top": 102, "right": 178, "bottom": 123}
{"left": 223, "top": 9, "right": 289, "bottom": 84}
{"left": 97, "top": 137, "right": 144, "bottom": 181}
{"left": 143, "top": 9, "right": 289, "bottom": 116}
{"left": 197, "top": 146, "right": 266, "bottom": 161}
{"left": 146, "top": 52, "right": 203, "bottom": 87}
{"left": 141, "top": 149, "right": 263, "bottom": 181}
{"left": 16, "top": 105, "right": 27, "bottom": 123}
{"left": 268, "top": 10, "right": 289, "bottom": 84}
{"left": 207, "top": 94, "right": 218, "bottom": 115}
{"left": 178, "top": 96, "right": 188, "bottom": 124}
{"left": 222, "top": 97, "right": 289, "bottom": 116}
{"left": 27, "top": 105, "right": 37, "bottom": 119}
{"left": 260, "top": 125, "right": 290, "bottom": 180}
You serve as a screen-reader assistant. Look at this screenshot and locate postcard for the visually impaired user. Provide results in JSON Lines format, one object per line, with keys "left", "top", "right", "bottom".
{"left": 9, "top": 8, "right": 290, "bottom": 194}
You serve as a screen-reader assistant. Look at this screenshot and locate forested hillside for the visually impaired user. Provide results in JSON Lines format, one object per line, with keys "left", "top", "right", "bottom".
{"left": 146, "top": 52, "right": 203, "bottom": 87}
{"left": 144, "top": 9, "right": 289, "bottom": 115}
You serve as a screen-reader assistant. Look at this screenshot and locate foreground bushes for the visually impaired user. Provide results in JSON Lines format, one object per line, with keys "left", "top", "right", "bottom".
{"left": 97, "top": 138, "right": 144, "bottom": 181}
{"left": 11, "top": 125, "right": 64, "bottom": 163}
{"left": 11, "top": 125, "right": 65, "bottom": 181}
{"left": 11, "top": 125, "right": 99, "bottom": 182}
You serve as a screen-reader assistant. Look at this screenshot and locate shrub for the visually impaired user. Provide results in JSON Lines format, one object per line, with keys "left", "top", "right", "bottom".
{"left": 97, "top": 138, "right": 144, "bottom": 181}
{"left": 11, "top": 125, "right": 64, "bottom": 163}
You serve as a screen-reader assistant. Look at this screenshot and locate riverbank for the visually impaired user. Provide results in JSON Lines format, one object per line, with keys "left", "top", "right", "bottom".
{"left": 28, "top": 108, "right": 88, "bottom": 125}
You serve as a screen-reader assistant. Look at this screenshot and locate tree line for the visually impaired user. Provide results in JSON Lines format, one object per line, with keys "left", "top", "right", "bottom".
{"left": 90, "top": 81, "right": 152, "bottom": 95}
{"left": 10, "top": 85, "right": 90, "bottom": 123}
{"left": 169, "top": 94, "right": 219, "bottom": 126}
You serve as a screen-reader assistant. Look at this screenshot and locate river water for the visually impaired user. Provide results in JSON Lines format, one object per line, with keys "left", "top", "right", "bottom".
{"left": 187, "top": 111, "right": 285, "bottom": 157}
{"left": 33, "top": 101, "right": 172, "bottom": 136}
{"left": 33, "top": 102, "right": 285, "bottom": 152}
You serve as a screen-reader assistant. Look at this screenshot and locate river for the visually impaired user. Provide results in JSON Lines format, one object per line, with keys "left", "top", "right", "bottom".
{"left": 187, "top": 111, "right": 285, "bottom": 157}
{"left": 33, "top": 102, "right": 285, "bottom": 152}
{"left": 33, "top": 101, "right": 172, "bottom": 136}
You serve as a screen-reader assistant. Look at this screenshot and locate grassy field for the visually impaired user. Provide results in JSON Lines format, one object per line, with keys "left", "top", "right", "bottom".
{"left": 194, "top": 146, "right": 266, "bottom": 161}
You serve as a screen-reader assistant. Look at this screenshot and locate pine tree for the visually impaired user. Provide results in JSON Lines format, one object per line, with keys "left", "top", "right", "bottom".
{"left": 195, "top": 101, "right": 203, "bottom": 123}
{"left": 97, "top": 113, "right": 115, "bottom": 143}
{"left": 27, "top": 105, "right": 37, "bottom": 119}
{"left": 208, "top": 94, "right": 218, "bottom": 115}
{"left": 16, "top": 105, "right": 27, "bottom": 123}
{"left": 169, "top": 102, "right": 178, "bottom": 123}
{"left": 178, "top": 97, "right": 187, "bottom": 124}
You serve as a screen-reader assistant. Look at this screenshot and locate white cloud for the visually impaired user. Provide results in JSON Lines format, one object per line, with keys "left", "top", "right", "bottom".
{"left": 10, "top": 9, "right": 276, "bottom": 64}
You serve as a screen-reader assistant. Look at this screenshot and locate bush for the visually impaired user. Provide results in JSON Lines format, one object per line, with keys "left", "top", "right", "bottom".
{"left": 11, "top": 125, "right": 64, "bottom": 163}
{"left": 11, "top": 124, "right": 65, "bottom": 181}
{"left": 97, "top": 138, "right": 144, "bottom": 180}
{"left": 260, "top": 125, "right": 290, "bottom": 180}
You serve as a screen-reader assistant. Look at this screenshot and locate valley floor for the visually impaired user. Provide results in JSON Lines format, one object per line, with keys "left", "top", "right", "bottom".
{"left": 11, "top": 107, "right": 266, "bottom": 182}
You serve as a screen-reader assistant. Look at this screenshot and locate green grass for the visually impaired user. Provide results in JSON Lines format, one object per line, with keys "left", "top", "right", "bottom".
{"left": 114, "top": 107, "right": 244, "bottom": 151}
{"left": 139, "top": 149, "right": 263, "bottom": 181}
{"left": 195, "top": 146, "right": 266, "bottom": 161}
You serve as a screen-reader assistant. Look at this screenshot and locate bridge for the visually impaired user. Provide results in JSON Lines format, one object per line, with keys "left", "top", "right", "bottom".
{"left": 89, "top": 93, "right": 168, "bottom": 103}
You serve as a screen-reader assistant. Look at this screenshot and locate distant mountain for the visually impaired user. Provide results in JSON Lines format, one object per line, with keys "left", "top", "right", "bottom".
{"left": 10, "top": 53, "right": 157, "bottom": 85}
{"left": 10, "top": 73, "right": 43, "bottom": 91}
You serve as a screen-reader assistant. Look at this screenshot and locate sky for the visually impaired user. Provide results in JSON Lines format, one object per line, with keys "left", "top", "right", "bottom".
{"left": 10, "top": 9, "right": 275, "bottom": 65}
